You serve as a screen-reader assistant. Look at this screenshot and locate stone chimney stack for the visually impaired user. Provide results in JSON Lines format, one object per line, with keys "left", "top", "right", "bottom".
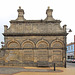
{"left": 16, "top": 6, "right": 26, "bottom": 21}
{"left": 45, "top": 6, "right": 55, "bottom": 21}
{"left": 63, "top": 25, "right": 67, "bottom": 32}
{"left": 4, "top": 25, "right": 8, "bottom": 32}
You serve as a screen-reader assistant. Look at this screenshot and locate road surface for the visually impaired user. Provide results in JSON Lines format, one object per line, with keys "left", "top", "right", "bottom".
{"left": 67, "top": 62, "right": 75, "bottom": 68}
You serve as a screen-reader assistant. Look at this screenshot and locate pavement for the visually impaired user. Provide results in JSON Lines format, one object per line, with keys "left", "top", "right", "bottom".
{"left": 0, "top": 66, "right": 75, "bottom": 75}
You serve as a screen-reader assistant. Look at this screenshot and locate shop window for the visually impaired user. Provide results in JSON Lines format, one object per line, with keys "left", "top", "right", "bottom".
{"left": 68, "top": 47, "right": 70, "bottom": 50}
{"left": 71, "top": 46, "right": 73, "bottom": 50}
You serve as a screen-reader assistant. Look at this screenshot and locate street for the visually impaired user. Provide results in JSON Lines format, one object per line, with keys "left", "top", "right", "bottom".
{"left": 0, "top": 63, "right": 75, "bottom": 75}
{"left": 67, "top": 62, "right": 75, "bottom": 68}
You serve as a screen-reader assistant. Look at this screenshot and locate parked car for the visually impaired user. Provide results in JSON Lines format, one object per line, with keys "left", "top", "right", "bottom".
{"left": 71, "top": 58, "right": 75, "bottom": 63}
{"left": 67, "top": 58, "right": 75, "bottom": 63}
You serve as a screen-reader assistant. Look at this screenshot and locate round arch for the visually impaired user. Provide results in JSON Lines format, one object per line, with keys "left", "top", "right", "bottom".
{"left": 51, "top": 39, "right": 64, "bottom": 48}
{"left": 21, "top": 40, "right": 35, "bottom": 48}
{"left": 7, "top": 40, "right": 20, "bottom": 48}
{"left": 36, "top": 39, "right": 49, "bottom": 48}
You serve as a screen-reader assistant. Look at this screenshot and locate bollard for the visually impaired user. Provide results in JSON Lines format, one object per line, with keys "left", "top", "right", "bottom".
{"left": 54, "top": 63, "right": 55, "bottom": 71}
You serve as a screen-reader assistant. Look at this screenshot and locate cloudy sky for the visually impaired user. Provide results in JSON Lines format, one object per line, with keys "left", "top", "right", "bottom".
{"left": 0, "top": 0, "right": 75, "bottom": 48}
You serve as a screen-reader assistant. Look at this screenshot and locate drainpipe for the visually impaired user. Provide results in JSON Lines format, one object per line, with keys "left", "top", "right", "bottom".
{"left": 63, "top": 25, "right": 67, "bottom": 68}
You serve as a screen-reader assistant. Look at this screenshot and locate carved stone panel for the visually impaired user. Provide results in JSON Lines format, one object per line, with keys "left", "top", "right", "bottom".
{"left": 37, "top": 49, "right": 48, "bottom": 61}
{"left": 22, "top": 50, "right": 34, "bottom": 62}
{"left": 53, "top": 50, "right": 62, "bottom": 62}
{"left": 5, "top": 49, "right": 34, "bottom": 63}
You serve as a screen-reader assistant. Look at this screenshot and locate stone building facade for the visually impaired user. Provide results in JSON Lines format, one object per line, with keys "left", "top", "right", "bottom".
{"left": 0, "top": 7, "right": 67, "bottom": 67}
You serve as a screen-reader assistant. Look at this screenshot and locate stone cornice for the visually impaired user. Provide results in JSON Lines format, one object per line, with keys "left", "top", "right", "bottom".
{"left": 10, "top": 20, "right": 61, "bottom": 23}
{"left": 2, "top": 48, "right": 64, "bottom": 50}
{"left": 3, "top": 33, "right": 68, "bottom": 36}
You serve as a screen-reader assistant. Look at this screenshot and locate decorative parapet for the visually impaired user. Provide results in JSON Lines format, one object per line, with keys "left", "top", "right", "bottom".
{"left": 16, "top": 6, "right": 26, "bottom": 21}
{"left": 45, "top": 6, "right": 55, "bottom": 21}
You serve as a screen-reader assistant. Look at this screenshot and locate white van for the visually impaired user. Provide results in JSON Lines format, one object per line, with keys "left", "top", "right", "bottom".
{"left": 67, "top": 58, "right": 75, "bottom": 63}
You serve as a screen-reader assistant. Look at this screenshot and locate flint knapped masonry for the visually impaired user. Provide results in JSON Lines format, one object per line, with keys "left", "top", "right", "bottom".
{"left": 0, "top": 6, "right": 67, "bottom": 67}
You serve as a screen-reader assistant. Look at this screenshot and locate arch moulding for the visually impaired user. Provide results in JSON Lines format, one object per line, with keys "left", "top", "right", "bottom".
{"left": 21, "top": 40, "right": 35, "bottom": 48}
{"left": 7, "top": 39, "right": 21, "bottom": 48}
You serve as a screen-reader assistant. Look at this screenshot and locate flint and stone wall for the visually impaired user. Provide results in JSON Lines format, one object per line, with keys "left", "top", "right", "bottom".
{"left": 0, "top": 36, "right": 66, "bottom": 67}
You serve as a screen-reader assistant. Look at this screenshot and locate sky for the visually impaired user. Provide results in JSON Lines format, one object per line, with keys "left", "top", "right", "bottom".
{"left": 0, "top": 0, "right": 75, "bottom": 48}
